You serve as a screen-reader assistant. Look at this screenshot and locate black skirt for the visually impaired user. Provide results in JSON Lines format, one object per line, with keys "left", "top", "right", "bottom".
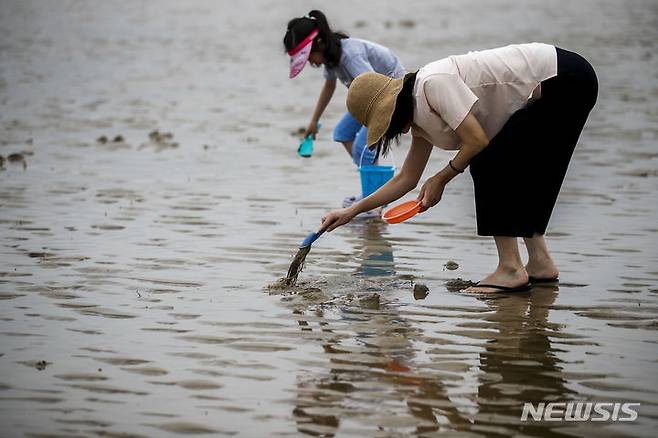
{"left": 469, "top": 47, "right": 598, "bottom": 237}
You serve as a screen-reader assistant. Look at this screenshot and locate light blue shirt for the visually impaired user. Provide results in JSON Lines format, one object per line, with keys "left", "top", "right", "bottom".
{"left": 323, "top": 38, "right": 406, "bottom": 87}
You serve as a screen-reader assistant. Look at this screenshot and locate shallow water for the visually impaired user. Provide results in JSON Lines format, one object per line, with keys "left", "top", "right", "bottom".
{"left": 1, "top": 0, "right": 657, "bottom": 436}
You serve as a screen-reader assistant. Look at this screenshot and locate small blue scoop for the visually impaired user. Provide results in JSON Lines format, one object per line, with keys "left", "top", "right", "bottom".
{"left": 300, "top": 229, "right": 325, "bottom": 249}
{"left": 297, "top": 123, "right": 321, "bottom": 158}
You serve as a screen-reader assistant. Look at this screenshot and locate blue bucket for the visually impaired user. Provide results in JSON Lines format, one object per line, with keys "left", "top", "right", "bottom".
{"left": 360, "top": 165, "right": 395, "bottom": 198}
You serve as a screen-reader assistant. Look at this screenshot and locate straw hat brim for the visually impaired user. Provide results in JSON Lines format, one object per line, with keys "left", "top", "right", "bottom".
{"left": 366, "top": 78, "right": 403, "bottom": 148}
{"left": 347, "top": 73, "right": 405, "bottom": 148}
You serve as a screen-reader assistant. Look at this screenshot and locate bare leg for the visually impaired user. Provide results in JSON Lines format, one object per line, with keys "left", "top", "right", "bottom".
{"left": 466, "top": 236, "right": 529, "bottom": 293}
{"left": 523, "top": 235, "right": 559, "bottom": 280}
{"left": 340, "top": 141, "right": 353, "bottom": 160}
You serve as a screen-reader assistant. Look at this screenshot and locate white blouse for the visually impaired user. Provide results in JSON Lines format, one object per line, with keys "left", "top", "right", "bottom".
{"left": 411, "top": 43, "right": 558, "bottom": 150}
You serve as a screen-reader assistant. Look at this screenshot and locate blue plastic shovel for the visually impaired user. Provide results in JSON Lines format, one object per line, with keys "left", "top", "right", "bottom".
{"left": 297, "top": 123, "right": 321, "bottom": 158}
{"left": 299, "top": 229, "right": 325, "bottom": 249}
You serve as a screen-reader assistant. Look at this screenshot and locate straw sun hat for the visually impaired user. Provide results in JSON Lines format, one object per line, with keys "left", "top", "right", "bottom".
{"left": 347, "top": 72, "right": 405, "bottom": 148}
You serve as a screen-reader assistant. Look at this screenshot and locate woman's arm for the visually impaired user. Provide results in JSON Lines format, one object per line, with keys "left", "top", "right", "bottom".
{"left": 451, "top": 112, "right": 489, "bottom": 170}
{"left": 417, "top": 112, "right": 489, "bottom": 210}
{"left": 305, "top": 79, "right": 337, "bottom": 138}
{"left": 320, "top": 136, "right": 433, "bottom": 232}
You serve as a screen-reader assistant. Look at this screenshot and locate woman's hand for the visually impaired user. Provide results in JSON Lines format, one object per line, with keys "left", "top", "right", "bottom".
{"left": 320, "top": 207, "right": 357, "bottom": 232}
{"left": 417, "top": 175, "right": 446, "bottom": 212}
{"left": 304, "top": 121, "right": 320, "bottom": 140}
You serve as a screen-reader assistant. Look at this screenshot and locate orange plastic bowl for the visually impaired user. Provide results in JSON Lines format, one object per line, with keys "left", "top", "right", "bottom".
{"left": 383, "top": 200, "right": 422, "bottom": 224}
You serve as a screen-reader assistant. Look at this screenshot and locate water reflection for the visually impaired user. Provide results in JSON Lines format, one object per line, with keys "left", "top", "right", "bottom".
{"left": 290, "top": 281, "right": 577, "bottom": 435}
{"left": 473, "top": 284, "right": 576, "bottom": 436}
{"left": 350, "top": 220, "right": 395, "bottom": 277}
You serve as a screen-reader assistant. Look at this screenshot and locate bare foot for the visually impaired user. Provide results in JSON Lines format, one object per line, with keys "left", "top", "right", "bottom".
{"left": 523, "top": 235, "right": 559, "bottom": 281}
{"left": 465, "top": 267, "right": 529, "bottom": 293}
{"left": 525, "top": 262, "right": 559, "bottom": 281}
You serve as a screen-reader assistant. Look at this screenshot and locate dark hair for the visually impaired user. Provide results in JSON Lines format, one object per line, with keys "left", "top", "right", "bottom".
{"left": 374, "top": 72, "right": 417, "bottom": 161}
{"left": 283, "top": 10, "right": 348, "bottom": 68}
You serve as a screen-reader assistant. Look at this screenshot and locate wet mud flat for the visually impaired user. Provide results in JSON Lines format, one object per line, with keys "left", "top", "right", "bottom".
{"left": 1, "top": 0, "right": 658, "bottom": 436}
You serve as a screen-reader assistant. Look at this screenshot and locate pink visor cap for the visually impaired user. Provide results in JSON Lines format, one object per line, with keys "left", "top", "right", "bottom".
{"left": 288, "top": 29, "right": 319, "bottom": 78}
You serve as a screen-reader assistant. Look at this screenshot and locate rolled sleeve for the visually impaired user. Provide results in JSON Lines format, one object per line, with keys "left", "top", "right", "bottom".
{"left": 424, "top": 74, "right": 478, "bottom": 130}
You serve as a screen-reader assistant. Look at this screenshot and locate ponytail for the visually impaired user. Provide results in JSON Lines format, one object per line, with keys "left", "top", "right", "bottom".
{"left": 307, "top": 10, "right": 348, "bottom": 67}
{"left": 283, "top": 10, "right": 348, "bottom": 68}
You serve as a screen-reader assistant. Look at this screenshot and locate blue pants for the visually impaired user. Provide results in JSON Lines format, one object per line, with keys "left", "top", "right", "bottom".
{"left": 333, "top": 112, "right": 377, "bottom": 166}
